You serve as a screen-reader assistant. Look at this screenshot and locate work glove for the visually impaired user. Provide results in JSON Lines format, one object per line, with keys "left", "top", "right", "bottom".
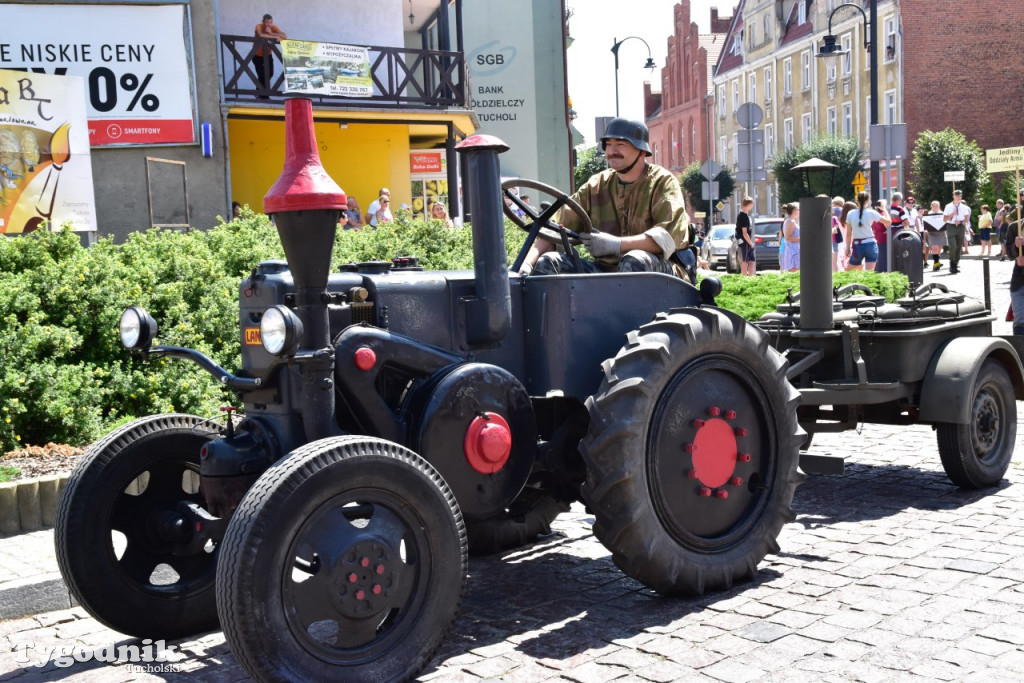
{"left": 581, "top": 230, "right": 621, "bottom": 258}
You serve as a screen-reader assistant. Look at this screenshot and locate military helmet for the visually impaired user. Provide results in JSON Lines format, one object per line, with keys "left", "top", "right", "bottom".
{"left": 600, "top": 117, "right": 652, "bottom": 156}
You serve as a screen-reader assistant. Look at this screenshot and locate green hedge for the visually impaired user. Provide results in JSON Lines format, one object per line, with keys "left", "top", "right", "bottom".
{"left": 0, "top": 213, "right": 905, "bottom": 450}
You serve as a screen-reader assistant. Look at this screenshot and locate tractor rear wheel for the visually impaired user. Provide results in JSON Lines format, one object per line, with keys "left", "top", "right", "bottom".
{"left": 581, "top": 308, "right": 803, "bottom": 595}
{"left": 54, "top": 414, "right": 221, "bottom": 639}
{"left": 936, "top": 359, "right": 1016, "bottom": 488}
{"left": 216, "top": 436, "right": 466, "bottom": 683}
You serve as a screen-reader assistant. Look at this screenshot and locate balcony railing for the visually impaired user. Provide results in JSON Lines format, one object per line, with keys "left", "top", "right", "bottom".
{"left": 220, "top": 35, "right": 466, "bottom": 109}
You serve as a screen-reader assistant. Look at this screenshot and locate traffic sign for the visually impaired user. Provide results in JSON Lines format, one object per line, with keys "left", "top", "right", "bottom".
{"left": 701, "top": 181, "right": 720, "bottom": 200}
{"left": 716, "top": 201, "right": 725, "bottom": 211}
{"left": 699, "top": 160, "right": 723, "bottom": 179}
{"left": 852, "top": 171, "right": 867, "bottom": 194}
{"left": 735, "top": 103, "right": 763, "bottom": 129}
{"left": 986, "top": 146, "right": 1024, "bottom": 173}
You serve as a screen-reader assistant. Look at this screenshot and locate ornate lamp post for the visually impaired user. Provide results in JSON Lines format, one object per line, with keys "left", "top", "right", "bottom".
{"left": 611, "top": 36, "right": 656, "bottom": 117}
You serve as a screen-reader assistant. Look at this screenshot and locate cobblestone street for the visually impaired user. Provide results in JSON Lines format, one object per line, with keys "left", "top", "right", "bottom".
{"left": 2, "top": 253, "right": 1022, "bottom": 682}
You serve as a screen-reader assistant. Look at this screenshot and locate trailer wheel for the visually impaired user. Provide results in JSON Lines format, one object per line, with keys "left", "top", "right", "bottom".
{"left": 581, "top": 309, "right": 803, "bottom": 595}
{"left": 54, "top": 414, "right": 221, "bottom": 639}
{"left": 936, "top": 359, "right": 1016, "bottom": 488}
{"left": 466, "top": 489, "right": 569, "bottom": 554}
{"left": 216, "top": 436, "right": 466, "bottom": 683}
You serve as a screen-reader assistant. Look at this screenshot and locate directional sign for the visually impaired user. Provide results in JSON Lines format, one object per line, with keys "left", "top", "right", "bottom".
{"left": 986, "top": 146, "right": 1024, "bottom": 173}
{"left": 701, "top": 181, "right": 720, "bottom": 200}
{"left": 735, "top": 170, "right": 768, "bottom": 182}
{"left": 852, "top": 171, "right": 867, "bottom": 194}
{"left": 943, "top": 171, "right": 965, "bottom": 182}
{"left": 699, "top": 160, "right": 724, "bottom": 179}
{"left": 736, "top": 129, "right": 764, "bottom": 144}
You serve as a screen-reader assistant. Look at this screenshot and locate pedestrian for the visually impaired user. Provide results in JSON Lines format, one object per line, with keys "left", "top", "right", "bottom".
{"left": 1007, "top": 209, "right": 1024, "bottom": 335}
{"left": 872, "top": 200, "right": 890, "bottom": 272}
{"left": 943, "top": 189, "right": 971, "bottom": 274}
{"left": 845, "top": 190, "right": 890, "bottom": 272}
{"left": 430, "top": 200, "right": 454, "bottom": 228}
{"left": 994, "top": 199, "right": 1007, "bottom": 260}
{"left": 370, "top": 195, "right": 392, "bottom": 226}
{"left": 522, "top": 117, "right": 691, "bottom": 277}
{"left": 838, "top": 200, "right": 857, "bottom": 270}
{"left": 924, "top": 200, "right": 947, "bottom": 271}
{"left": 364, "top": 188, "right": 391, "bottom": 226}
{"left": 780, "top": 202, "right": 800, "bottom": 272}
{"left": 253, "top": 13, "right": 287, "bottom": 98}
{"left": 232, "top": 201, "right": 242, "bottom": 219}
{"left": 737, "top": 196, "right": 756, "bottom": 276}
{"left": 831, "top": 196, "right": 845, "bottom": 272}
{"left": 977, "top": 204, "right": 993, "bottom": 257}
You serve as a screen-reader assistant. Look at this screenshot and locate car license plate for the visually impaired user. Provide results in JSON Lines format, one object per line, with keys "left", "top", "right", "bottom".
{"left": 767, "top": 240, "right": 779, "bottom": 247}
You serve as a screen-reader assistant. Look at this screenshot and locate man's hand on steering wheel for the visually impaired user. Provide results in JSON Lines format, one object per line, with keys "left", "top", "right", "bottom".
{"left": 501, "top": 178, "right": 594, "bottom": 273}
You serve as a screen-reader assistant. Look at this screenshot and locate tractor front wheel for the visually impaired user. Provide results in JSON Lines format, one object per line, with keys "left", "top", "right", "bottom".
{"left": 581, "top": 308, "right": 803, "bottom": 595}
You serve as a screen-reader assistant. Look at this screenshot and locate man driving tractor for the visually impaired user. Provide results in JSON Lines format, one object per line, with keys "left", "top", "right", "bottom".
{"left": 521, "top": 117, "right": 692, "bottom": 277}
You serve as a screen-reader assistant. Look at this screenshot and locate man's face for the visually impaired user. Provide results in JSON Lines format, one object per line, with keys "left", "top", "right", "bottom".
{"left": 953, "top": 193, "right": 962, "bottom": 204}
{"left": 604, "top": 138, "right": 641, "bottom": 171}
{"left": 262, "top": 17, "right": 274, "bottom": 28}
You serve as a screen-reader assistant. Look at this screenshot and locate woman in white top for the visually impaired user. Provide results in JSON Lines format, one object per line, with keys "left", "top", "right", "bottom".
{"left": 844, "top": 190, "right": 891, "bottom": 271}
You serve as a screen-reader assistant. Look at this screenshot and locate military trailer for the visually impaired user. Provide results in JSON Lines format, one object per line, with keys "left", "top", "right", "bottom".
{"left": 56, "top": 99, "right": 1022, "bottom": 682}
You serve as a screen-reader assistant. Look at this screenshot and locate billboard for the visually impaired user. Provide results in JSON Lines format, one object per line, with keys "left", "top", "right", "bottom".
{"left": 0, "top": 4, "right": 196, "bottom": 147}
{"left": 282, "top": 40, "right": 372, "bottom": 98}
{"left": 0, "top": 69, "right": 97, "bottom": 233}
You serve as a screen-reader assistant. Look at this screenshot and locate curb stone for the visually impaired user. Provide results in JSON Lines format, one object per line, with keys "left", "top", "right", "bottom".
{"left": 0, "top": 475, "right": 69, "bottom": 536}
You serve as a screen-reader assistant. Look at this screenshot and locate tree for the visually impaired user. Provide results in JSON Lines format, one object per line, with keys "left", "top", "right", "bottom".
{"left": 573, "top": 146, "right": 606, "bottom": 191}
{"left": 772, "top": 136, "right": 864, "bottom": 204}
{"left": 680, "top": 161, "right": 735, "bottom": 218}
{"left": 909, "top": 128, "right": 985, "bottom": 206}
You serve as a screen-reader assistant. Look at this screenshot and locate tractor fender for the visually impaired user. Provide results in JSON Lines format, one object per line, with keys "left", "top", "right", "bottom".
{"left": 918, "top": 337, "right": 1024, "bottom": 424}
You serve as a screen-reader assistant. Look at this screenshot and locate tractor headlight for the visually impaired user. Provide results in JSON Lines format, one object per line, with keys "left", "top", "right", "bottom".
{"left": 260, "top": 305, "right": 303, "bottom": 356}
{"left": 119, "top": 306, "right": 158, "bottom": 350}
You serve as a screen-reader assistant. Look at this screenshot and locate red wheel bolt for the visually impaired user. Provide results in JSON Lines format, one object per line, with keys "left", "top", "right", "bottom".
{"left": 716, "top": 489, "right": 729, "bottom": 499}
{"left": 348, "top": 573, "right": 358, "bottom": 583}
{"left": 372, "top": 584, "right": 382, "bottom": 595}
{"left": 355, "top": 590, "right": 365, "bottom": 600}
{"left": 708, "top": 406, "right": 721, "bottom": 416}
{"left": 376, "top": 565, "right": 385, "bottom": 575}
{"left": 739, "top": 453, "right": 751, "bottom": 462}
{"left": 735, "top": 427, "right": 748, "bottom": 437}
{"left": 693, "top": 419, "right": 706, "bottom": 428}
{"left": 687, "top": 469, "right": 698, "bottom": 479}
{"left": 699, "top": 487, "right": 712, "bottom": 497}
{"left": 360, "top": 557, "right": 370, "bottom": 567}
{"left": 730, "top": 476, "right": 743, "bottom": 486}
{"left": 725, "top": 409, "right": 737, "bottom": 419}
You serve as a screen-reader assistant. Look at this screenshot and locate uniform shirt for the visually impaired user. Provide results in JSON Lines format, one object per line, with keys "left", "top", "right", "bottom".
{"left": 943, "top": 201, "right": 971, "bottom": 227}
{"left": 558, "top": 163, "right": 690, "bottom": 268}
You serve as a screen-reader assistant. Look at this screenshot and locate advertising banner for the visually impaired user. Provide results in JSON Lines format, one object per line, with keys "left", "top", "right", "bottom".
{"left": 282, "top": 41, "right": 372, "bottom": 98}
{"left": 0, "top": 69, "right": 97, "bottom": 233}
{"left": 0, "top": 4, "right": 195, "bottom": 147}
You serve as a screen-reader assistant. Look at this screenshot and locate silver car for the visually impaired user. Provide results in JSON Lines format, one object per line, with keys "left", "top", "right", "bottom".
{"left": 700, "top": 224, "right": 736, "bottom": 270}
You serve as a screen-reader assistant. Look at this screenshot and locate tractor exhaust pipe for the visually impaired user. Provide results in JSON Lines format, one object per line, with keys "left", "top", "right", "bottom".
{"left": 455, "top": 134, "right": 512, "bottom": 347}
{"left": 264, "top": 97, "right": 347, "bottom": 441}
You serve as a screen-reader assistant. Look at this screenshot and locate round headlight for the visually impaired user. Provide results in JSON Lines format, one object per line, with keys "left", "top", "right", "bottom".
{"left": 119, "top": 307, "right": 157, "bottom": 350}
{"left": 260, "top": 305, "right": 303, "bottom": 356}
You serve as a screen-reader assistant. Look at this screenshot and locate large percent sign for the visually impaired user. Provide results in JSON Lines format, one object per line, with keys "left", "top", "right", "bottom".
{"left": 88, "top": 67, "right": 161, "bottom": 113}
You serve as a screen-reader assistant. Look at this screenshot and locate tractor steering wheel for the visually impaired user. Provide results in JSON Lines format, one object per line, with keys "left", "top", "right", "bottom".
{"left": 501, "top": 178, "right": 593, "bottom": 273}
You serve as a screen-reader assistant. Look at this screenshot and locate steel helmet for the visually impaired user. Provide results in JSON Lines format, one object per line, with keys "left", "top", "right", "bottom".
{"left": 600, "top": 117, "right": 652, "bottom": 156}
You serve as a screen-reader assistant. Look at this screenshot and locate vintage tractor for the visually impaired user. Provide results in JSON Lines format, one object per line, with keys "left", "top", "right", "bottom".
{"left": 55, "top": 99, "right": 1020, "bottom": 682}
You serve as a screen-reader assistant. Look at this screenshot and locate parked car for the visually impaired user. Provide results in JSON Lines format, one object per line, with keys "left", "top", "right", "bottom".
{"left": 700, "top": 224, "right": 736, "bottom": 270}
{"left": 728, "top": 217, "right": 784, "bottom": 272}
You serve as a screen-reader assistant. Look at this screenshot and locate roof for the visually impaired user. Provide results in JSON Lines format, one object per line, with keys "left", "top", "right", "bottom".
{"left": 714, "top": 0, "right": 746, "bottom": 77}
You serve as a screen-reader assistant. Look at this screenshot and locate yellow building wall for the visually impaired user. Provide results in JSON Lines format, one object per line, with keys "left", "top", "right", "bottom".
{"left": 227, "top": 119, "right": 412, "bottom": 217}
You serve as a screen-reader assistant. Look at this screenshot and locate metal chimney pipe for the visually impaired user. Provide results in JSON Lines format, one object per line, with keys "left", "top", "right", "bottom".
{"left": 455, "top": 134, "right": 512, "bottom": 347}
{"left": 798, "top": 195, "right": 835, "bottom": 330}
{"left": 264, "top": 98, "right": 347, "bottom": 440}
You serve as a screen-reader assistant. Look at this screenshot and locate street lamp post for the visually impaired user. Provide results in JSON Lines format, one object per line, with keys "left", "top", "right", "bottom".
{"left": 611, "top": 36, "right": 656, "bottom": 118}
{"left": 817, "top": 1, "right": 879, "bottom": 201}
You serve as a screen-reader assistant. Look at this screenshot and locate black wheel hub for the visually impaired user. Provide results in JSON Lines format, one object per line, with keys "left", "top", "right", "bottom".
{"left": 332, "top": 540, "right": 400, "bottom": 619}
{"left": 972, "top": 392, "right": 999, "bottom": 453}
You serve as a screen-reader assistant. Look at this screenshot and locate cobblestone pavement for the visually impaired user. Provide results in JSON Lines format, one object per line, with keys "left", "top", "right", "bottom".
{"left": 2, "top": 252, "right": 1022, "bottom": 682}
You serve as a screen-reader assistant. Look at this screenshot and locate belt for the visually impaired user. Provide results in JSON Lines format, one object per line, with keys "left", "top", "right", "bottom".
{"left": 852, "top": 238, "right": 876, "bottom": 244}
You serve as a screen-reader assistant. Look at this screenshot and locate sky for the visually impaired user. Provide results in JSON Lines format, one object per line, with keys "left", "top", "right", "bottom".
{"left": 566, "top": 0, "right": 736, "bottom": 147}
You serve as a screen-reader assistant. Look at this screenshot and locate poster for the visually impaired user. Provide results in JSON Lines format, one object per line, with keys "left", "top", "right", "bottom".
{"left": 282, "top": 41, "right": 372, "bottom": 98}
{"left": 0, "top": 69, "right": 97, "bottom": 233}
{"left": 0, "top": 4, "right": 195, "bottom": 147}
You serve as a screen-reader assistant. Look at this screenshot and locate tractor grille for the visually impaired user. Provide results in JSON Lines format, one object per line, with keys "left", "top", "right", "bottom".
{"left": 351, "top": 302, "right": 375, "bottom": 325}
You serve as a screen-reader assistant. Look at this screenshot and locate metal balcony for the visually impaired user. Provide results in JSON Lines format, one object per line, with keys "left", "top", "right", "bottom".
{"left": 220, "top": 35, "right": 466, "bottom": 109}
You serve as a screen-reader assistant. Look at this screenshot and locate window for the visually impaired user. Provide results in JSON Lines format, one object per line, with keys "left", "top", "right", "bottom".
{"left": 842, "top": 102, "right": 853, "bottom": 137}
{"left": 670, "top": 131, "right": 676, "bottom": 166}
{"left": 718, "top": 85, "right": 726, "bottom": 118}
{"left": 720, "top": 136, "right": 728, "bottom": 166}
{"left": 801, "top": 113, "right": 812, "bottom": 144}
{"left": 865, "top": 95, "right": 872, "bottom": 138}
{"left": 691, "top": 123, "right": 697, "bottom": 159}
{"left": 783, "top": 58, "right": 792, "bottom": 96}
{"left": 826, "top": 0, "right": 837, "bottom": 12}
{"left": 801, "top": 51, "right": 811, "bottom": 91}
{"left": 884, "top": 16, "right": 898, "bottom": 63}
{"left": 798, "top": 1, "right": 807, "bottom": 25}
{"left": 748, "top": 73, "right": 757, "bottom": 103}
{"left": 764, "top": 123, "right": 775, "bottom": 161}
{"left": 827, "top": 106, "right": 837, "bottom": 136}
{"left": 730, "top": 35, "right": 741, "bottom": 56}
{"left": 841, "top": 34, "right": 852, "bottom": 77}
{"left": 766, "top": 185, "right": 775, "bottom": 217}
{"left": 731, "top": 133, "right": 738, "bottom": 164}
{"left": 763, "top": 14, "right": 771, "bottom": 43}
{"left": 732, "top": 80, "right": 740, "bottom": 111}
{"left": 784, "top": 118, "right": 794, "bottom": 150}
{"left": 884, "top": 89, "right": 897, "bottom": 125}
{"left": 763, "top": 67, "right": 773, "bottom": 102}
{"left": 748, "top": 23, "right": 756, "bottom": 49}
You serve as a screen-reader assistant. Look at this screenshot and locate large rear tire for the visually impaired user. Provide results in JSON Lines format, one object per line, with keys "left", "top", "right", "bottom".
{"left": 54, "top": 414, "right": 221, "bottom": 639}
{"left": 937, "top": 359, "right": 1016, "bottom": 488}
{"left": 581, "top": 308, "right": 803, "bottom": 595}
{"left": 216, "top": 436, "right": 466, "bottom": 683}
